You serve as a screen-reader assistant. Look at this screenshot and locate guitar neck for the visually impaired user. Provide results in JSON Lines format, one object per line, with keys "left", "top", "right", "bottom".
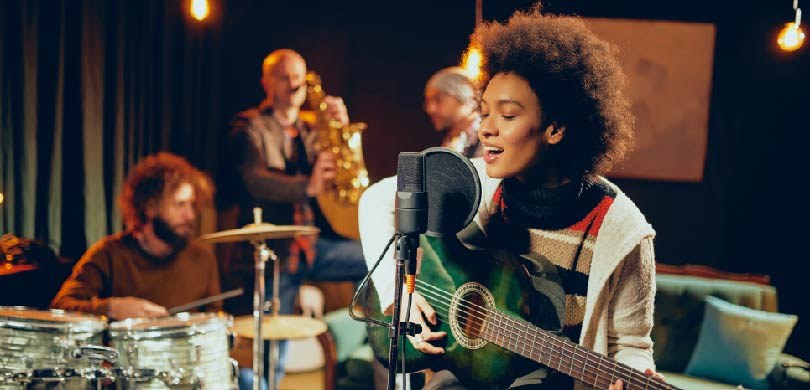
{"left": 479, "top": 310, "right": 676, "bottom": 390}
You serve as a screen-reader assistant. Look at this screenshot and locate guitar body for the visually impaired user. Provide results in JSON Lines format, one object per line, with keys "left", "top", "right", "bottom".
{"left": 366, "top": 234, "right": 564, "bottom": 387}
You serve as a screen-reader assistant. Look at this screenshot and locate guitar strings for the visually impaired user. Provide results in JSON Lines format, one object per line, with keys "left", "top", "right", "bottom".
{"left": 413, "top": 284, "right": 640, "bottom": 389}
{"left": 415, "top": 280, "right": 666, "bottom": 390}
{"left": 413, "top": 279, "right": 670, "bottom": 390}
{"left": 414, "top": 283, "right": 666, "bottom": 390}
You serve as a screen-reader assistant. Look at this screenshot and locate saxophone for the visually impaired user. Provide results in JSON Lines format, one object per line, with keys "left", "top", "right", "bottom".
{"left": 304, "top": 71, "right": 369, "bottom": 239}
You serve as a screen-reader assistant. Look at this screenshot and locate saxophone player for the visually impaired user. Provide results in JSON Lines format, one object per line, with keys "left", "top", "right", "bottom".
{"left": 227, "top": 49, "right": 368, "bottom": 390}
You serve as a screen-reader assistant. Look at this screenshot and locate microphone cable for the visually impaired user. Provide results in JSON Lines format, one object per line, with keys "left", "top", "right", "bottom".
{"left": 349, "top": 232, "right": 418, "bottom": 387}
{"left": 349, "top": 233, "right": 398, "bottom": 328}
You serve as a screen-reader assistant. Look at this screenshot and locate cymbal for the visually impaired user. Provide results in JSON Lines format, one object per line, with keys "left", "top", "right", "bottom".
{"left": 199, "top": 223, "right": 319, "bottom": 244}
{"left": 232, "top": 315, "right": 327, "bottom": 340}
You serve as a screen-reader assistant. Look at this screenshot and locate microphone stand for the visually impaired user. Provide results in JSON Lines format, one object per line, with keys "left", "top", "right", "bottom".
{"left": 388, "top": 152, "right": 428, "bottom": 390}
{"left": 387, "top": 234, "right": 419, "bottom": 390}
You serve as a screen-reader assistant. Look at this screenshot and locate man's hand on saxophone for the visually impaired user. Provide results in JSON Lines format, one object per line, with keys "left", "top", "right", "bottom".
{"left": 322, "top": 95, "right": 349, "bottom": 127}
{"left": 306, "top": 151, "right": 337, "bottom": 197}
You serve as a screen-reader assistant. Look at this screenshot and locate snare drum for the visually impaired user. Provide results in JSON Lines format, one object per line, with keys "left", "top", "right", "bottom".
{"left": 108, "top": 312, "right": 235, "bottom": 389}
{"left": 0, "top": 307, "right": 107, "bottom": 389}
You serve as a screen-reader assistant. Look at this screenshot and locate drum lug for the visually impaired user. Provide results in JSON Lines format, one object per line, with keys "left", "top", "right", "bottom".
{"left": 72, "top": 344, "right": 120, "bottom": 366}
{"left": 162, "top": 359, "right": 189, "bottom": 386}
{"left": 230, "top": 358, "right": 240, "bottom": 390}
{"left": 195, "top": 343, "right": 203, "bottom": 364}
{"left": 125, "top": 338, "right": 139, "bottom": 368}
{"left": 192, "top": 367, "right": 204, "bottom": 389}
{"left": 3, "top": 371, "right": 30, "bottom": 385}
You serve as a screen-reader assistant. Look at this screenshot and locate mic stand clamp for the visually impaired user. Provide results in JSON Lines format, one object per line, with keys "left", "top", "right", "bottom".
{"left": 389, "top": 322, "right": 422, "bottom": 338}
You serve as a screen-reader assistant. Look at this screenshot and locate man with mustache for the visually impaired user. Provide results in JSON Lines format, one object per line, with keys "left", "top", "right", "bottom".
{"left": 51, "top": 152, "right": 221, "bottom": 320}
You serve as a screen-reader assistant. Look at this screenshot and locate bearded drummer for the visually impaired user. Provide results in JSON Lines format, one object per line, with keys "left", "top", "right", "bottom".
{"left": 51, "top": 152, "right": 222, "bottom": 320}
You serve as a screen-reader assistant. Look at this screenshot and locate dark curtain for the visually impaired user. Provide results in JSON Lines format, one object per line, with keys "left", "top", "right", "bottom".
{"left": 1, "top": 0, "right": 223, "bottom": 259}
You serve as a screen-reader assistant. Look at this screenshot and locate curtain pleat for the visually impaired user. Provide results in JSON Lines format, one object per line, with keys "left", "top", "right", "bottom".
{"left": 80, "top": 0, "right": 107, "bottom": 245}
{"left": 47, "top": 0, "right": 67, "bottom": 245}
{"left": 20, "top": 0, "right": 38, "bottom": 238}
{"left": 1, "top": 0, "right": 222, "bottom": 258}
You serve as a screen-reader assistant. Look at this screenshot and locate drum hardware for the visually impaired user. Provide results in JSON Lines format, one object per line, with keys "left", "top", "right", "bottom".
{"left": 28, "top": 368, "right": 81, "bottom": 383}
{"left": 111, "top": 367, "right": 156, "bottom": 383}
{"left": 162, "top": 359, "right": 195, "bottom": 387}
{"left": 195, "top": 344, "right": 203, "bottom": 364}
{"left": 1, "top": 372, "right": 25, "bottom": 385}
{"left": 230, "top": 359, "right": 240, "bottom": 390}
{"left": 72, "top": 345, "right": 119, "bottom": 365}
{"left": 199, "top": 207, "right": 319, "bottom": 390}
{"left": 70, "top": 345, "right": 119, "bottom": 388}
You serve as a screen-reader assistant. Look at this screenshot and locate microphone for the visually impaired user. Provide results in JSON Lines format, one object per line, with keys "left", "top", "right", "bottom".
{"left": 394, "top": 152, "right": 427, "bottom": 293}
{"left": 395, "top": 152, "right": 428, "bottom": 236}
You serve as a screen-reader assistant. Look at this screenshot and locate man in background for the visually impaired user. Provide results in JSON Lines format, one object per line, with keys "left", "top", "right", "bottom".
{"left": 424, "top": 66, "right": 482, "bottom": 158}
{"left": 227, "top": 48, "right": 367, "bottom": 389}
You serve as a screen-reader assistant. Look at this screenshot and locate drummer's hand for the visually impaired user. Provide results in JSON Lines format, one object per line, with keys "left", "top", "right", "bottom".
{"left": 386, "top": 290, "right": 446, "bottom": 355}
{"left": 106, "top": 297, "right": 168, "bottom": 320}
{"left": 323, "top": 95, "right": 349, "bottom": 127}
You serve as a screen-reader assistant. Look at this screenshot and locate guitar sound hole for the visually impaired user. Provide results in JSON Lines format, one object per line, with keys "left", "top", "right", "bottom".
{"left": 457, "top": 292, "right": 487, "bottom": 338}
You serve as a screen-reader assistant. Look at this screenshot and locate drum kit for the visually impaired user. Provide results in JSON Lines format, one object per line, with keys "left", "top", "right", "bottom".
{"left": 0, "top": 208, "right": 324, "bottom": 390}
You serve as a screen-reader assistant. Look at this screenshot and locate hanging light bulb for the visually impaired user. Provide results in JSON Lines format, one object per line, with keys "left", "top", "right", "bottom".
{"left": 778, "top": 0, "right": 805, "bottom": 51}
{"left": 462, "top": 46, "right": 483, "bottom": 81}
{"left": 190, "top": 0, "right": 210, "bottom": 22}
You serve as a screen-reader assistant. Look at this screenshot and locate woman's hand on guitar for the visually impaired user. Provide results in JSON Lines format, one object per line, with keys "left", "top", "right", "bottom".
{"left": 402, "top": 291, "right": 447, "bottom": 354}
{"left": 608, "top": 369, "right": 665, "bottom": 390}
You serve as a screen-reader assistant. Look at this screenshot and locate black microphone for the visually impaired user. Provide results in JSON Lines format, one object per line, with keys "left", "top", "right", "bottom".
{"left": 394, "top": 152, "right": 427, "bottom": 294}
{"left": 395, "top": 152, "right": 428, "bottom": 236}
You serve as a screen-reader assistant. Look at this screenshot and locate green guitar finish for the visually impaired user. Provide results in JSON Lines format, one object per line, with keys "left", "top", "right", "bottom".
{"left": 365, "top": 234, "right": 543, "bottom": 387}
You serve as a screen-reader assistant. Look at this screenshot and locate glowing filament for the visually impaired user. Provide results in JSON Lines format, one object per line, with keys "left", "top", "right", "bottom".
{"left": 191, "top": 0, "right": 209, "bottom": 21}
{"left": 778, "top": 22, "right": 806, "bottom": 51}
{"left": 462, "top": 47, "right": 483, "bottom": 81}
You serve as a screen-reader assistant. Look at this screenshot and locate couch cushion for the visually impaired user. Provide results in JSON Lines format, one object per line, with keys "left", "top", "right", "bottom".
{"left": 324, "top": 308, "right": 368, "bottom": 363}
{"left": 685, "top": 296, "right": 797, "bottom": 389}
{"left": 653, "top": 274, "right": 778, "bottom": 372}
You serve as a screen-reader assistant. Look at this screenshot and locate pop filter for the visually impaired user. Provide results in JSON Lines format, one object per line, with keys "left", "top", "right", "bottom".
{"left": 422, "top": 147, "right": 481, "bottom": 236}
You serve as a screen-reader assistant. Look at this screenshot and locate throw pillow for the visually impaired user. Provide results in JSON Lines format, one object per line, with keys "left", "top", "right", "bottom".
{"left": 685, "top": 296, "right": 797, "bottom": 389}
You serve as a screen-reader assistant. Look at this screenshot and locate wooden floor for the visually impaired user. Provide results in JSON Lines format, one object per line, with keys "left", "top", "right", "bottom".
{"left": 279, "top": 368, "right": 324, "bottom": 390}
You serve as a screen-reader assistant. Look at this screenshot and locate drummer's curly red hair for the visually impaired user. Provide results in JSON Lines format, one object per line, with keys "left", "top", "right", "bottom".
{"left": 120, "top": 152, "right": 214, "bottom": 230}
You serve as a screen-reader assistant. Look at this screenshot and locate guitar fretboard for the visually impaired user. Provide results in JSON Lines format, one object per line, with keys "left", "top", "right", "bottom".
{"left": 480, "top": 310, "right": 677, "bottom": 390}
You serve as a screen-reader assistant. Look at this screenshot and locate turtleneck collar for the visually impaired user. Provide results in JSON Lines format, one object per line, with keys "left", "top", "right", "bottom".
{"left": 499, "top": 175, "right": 608, "bottom": 230}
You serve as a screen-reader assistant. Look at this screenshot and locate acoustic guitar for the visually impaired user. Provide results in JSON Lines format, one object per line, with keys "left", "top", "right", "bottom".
{"left": 365, "top": 234, "right": 676, "bottom": 389}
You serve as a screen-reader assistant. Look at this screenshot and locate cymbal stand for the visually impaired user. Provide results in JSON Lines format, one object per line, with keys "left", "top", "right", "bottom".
{"left": 250, "top": 207, "right": 282, "bottom": 390}
{"left": 251, "top": 239, "right": 271, "bottom": 390}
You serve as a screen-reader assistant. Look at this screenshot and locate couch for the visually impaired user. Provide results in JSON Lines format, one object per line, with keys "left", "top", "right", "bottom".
{"left": 653, "top": 266, "right": 809, "bottom": 389}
